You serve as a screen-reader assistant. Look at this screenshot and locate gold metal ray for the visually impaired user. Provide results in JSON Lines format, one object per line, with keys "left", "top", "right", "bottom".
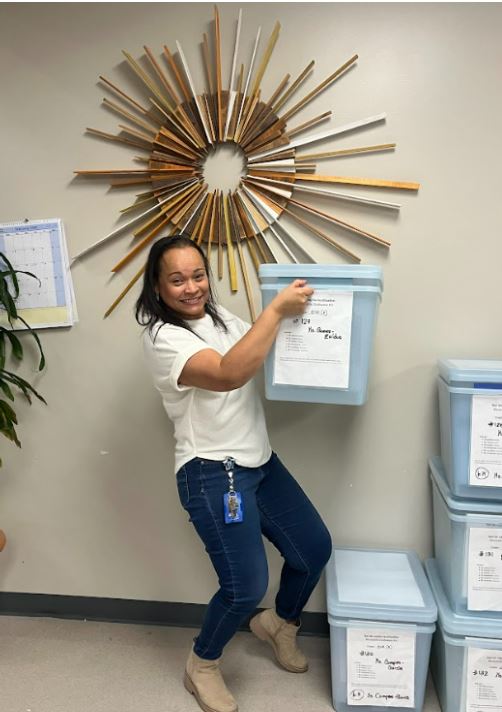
{"left": 228, "top": 197, "right": 256, "bottom": 320}
{"left": 272, "top": 60, "right": 315, "bottom": 114}
{"left": 281, "top": 54, "right": 358, "bottom": 122}
{"left": 144, "top": 45, "right": 180, "bottom": 106}
{"left": 202, "top": 33, "right": 215, "bottom": 95}
{"left": 122, "top": 50, "right": 174, "bottom": 113}
{"left": 196, "top": 191, "right": 215, "bottom": 246}
{"left": 207, "top": 188, "right": 219, "bottom": 262}
{"left": 223, "top": 193, "right": 238, "bottom": 292}
{"left": 249, "top": 21, "right": 281, "bottom": 99}
{"left": 288, "top": 111, "right": 332, "bottom": 139}
{"left": 162, "top": 45, "right": 191, "bottom": 103}
{"left": 86, "top": 128, "right": 150, "bottom": 151}
{"left": 217, "top": 192, "right": 224, "bottom": 279}
{"left": 214, "top": 5, "right": 223, "bottom": 141}
{"left": 99, "top": 75, "right": 150, "bottom": 114}
{"left": 104, "top": 264, "right": 146, "bottom": 319}
{"left": 295, "top": 143, "right": 397, "bottom": 161}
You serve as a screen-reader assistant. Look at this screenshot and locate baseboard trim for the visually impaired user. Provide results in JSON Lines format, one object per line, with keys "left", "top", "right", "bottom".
{"left": 0, "top": 593, "right": 329, "bottom": 637}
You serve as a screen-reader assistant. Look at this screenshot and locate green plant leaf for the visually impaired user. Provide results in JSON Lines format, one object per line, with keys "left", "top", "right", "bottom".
{"left": 0, "top": 279, "right": 18, "bottom": 321}
{"left": 2, "top": 328, "right": 23, "bottom": 360}
{"left": 0, "top": 399, "right": 17, "bottom": 425}
{"left": 2, "top": 421, "right": 21, "bottom": 448}
{"left": 1, "top": 369, "right": 47, "bottom": 404}
{"left": 2, "top": 375, "right": 32, "bottom": 404}
{"left": 16, "top": 316, "right": 45, "bottom": 370}
{"left": 0, "top": 379, "right": 14, "bottom": 401}
{"left": 0, "top": 268, "right": 41, "bottom": 285}
{"left": 0, "top": 252, "right": 46, "bottom": 466}
{"left": 0, "top": 334, "right": 5, "bottom": 371}
{"left": 0, "top": 406, "right": 20, "bottom": 447}
{"left": 0, "top": 252, "right": 20, "bottom": 298}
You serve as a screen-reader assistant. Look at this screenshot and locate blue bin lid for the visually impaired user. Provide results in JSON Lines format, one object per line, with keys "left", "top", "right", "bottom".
{"left": 258, "top": 264, "right": 383, "bottom": 290}
{"left": 326, "top": 547, "right": 437, "bottom": 625}
{"left": 438, "top": 359, "right": 502, "bottom": 384}
{"left": 426, "top": 558, "right": 502, "bottom": 638}
{"left": 429, "top": 456, "right": 502, "bottom": 514}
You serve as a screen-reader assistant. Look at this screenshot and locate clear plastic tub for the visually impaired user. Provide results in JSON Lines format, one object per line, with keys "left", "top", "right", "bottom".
{"left": 429, "top": 455, "right": 502, "bottom": 616}
{"left": 326, "top": 547, "right": 437, "bottom": 711}
{"left": 259, "top": 265, "right": 383, "bottom": 405}
{"left": 438, "top": 359, "right": 502, "bottom": 500}
{"left": 426, "top": 558, "right": 502, "bottom": 712}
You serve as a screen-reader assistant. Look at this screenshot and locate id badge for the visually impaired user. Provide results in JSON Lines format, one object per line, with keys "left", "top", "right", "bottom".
{"left": 223, "top": 492, "right": 244, "bottom": 524}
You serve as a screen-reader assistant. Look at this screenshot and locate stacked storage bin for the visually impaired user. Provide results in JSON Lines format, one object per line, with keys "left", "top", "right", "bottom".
{"left": 326, "top": 547, "right": 437, "bottom": 712}
{"left": 426, "top": 359, "right": 502, "bottom": 712}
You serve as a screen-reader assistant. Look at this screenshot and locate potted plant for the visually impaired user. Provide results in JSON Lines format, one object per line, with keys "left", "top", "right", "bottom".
{"left": 0, "top": 251, "right": 46, "bottom": 550}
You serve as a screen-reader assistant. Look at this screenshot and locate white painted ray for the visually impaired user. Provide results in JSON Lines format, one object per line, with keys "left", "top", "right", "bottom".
{"left": 248, "top": 159, "right": 296, "bottom": 170}
{"left": 248, "top": 154, "right": 295, "bottom": 164}
{"left": 235, "top": 26, "right": 261, "bottom": 138}
{"left": 269, "top": 221, "right": 316, "bottom": 264}
{"left": 224, "top": 9, "right": 242, "bottom": 140}
{"left": 240, "top": 187, "right": 297, "bottom": 262}
{"left": 246, "top": 175, "right": 401, "bottom": 209}
{"left": 71, "top": 179, "right": 199, "bottom": 261}
{"left": 244, "top": 178, "right": 293, "bottom": 200}
{"left": 242, "top": 185, "right": 316, "bottom": 263}
{"left": 224, "top": 91, "right": 237, "bottom": 142}
{"left": 241, "top": 184, "right": 280, "bottom": 223}
{"left": 176, "top": 40, "right": 212, "bottom": 145}
{"left": 250, "top": 113, "right": 387, "bottom": 162}
{"left": 235, "top": 190, "right": 279, "bottom": 263}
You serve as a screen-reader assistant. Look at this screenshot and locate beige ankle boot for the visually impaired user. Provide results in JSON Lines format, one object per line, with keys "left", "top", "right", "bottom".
{"left": 249, "top": 609, "right": 308, "bottom": 673}
{"left": 184, "top": 648, "right": 238, "bottom": 712}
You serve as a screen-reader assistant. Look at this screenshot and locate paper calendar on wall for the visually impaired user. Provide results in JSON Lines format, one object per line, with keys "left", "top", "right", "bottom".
{"left": 0, "top": 218, "right": 77, "bottom": 329}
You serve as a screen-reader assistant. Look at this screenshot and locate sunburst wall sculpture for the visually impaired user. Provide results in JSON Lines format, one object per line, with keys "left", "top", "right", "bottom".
{"left": 73, "top": 6, "right": 419, "bottom": 320}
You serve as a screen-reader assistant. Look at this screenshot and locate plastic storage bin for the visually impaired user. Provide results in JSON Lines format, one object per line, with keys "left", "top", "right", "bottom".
{"left": 326, "top": 547, "right": 437, "bottom": 712}
{"left": 426, "top": 558, "right": 502, "bottom": 712}
{"left": 438, "top": 359, "right": 502, "bottom": 500}
{"left": 429, "top": 455, "right": 502, "bottom": 616}
{"left": 259, "top": 265, "right": 383, "bottom": 405}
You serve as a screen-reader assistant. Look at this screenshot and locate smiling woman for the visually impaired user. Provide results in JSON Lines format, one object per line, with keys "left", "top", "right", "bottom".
{"left": 157, "top": 246, "right": 210, "bottom": 320}
{"left": 134, "top": 233, "right": 332, "bottom": 712}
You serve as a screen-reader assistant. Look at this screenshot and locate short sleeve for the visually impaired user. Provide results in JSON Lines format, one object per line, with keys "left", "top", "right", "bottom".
{"left": 217, "top": 306, "right": 251, "bottom": 337}
{"left": 143, "top": 324, "right": 211, "bottom": 394}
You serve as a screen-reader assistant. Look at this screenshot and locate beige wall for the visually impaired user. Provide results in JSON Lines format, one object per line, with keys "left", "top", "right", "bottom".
{"left": 1, "top": 3, "right": 501, "bottom": 612}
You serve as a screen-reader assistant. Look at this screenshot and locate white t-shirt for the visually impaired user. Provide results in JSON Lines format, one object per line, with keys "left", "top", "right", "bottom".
{"left": 142, "top": 306, "right": 272, "bottom": 473}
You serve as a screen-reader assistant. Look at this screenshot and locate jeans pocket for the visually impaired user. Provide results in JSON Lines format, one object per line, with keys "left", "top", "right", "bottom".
{"left": 176, "top": 466, "right": 190, "bottom": 508}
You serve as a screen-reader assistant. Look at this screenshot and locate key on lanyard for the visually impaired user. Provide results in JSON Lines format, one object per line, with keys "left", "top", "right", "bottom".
{"left": 223, "top": 457, "right": 244, "bottom": 524}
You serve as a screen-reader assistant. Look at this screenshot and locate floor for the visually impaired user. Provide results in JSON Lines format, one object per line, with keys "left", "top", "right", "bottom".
{"left": 1, "top": 616, "right": 441, "bottom": 712}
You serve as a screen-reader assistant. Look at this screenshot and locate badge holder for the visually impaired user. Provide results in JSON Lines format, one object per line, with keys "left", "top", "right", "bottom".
{"left": 223, "top": 457, "right": 244, "bottom": 524}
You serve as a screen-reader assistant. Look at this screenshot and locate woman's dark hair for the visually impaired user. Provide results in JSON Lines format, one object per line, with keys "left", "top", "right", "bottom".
{"left": 135, "top": 234, "right": 227, "bottom": 335}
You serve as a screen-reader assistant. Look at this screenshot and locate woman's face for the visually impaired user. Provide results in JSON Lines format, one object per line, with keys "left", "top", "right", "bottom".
{"left": 157, "top": 246, "right": 210, "bottom": 320}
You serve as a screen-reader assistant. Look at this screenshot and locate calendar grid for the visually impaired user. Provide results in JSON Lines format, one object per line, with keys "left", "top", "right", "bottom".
{"left": 0, "top": 219, "right": 77, "bottom": 329}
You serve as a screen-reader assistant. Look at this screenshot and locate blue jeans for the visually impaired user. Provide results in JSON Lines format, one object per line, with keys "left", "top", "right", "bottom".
{"left": 176, "top": 452, "right": 332, "bottom": 660}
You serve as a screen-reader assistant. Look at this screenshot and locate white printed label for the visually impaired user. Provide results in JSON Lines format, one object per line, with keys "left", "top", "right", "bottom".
{"left": 468, "top": 527, "right": 502, "bottom": 611}
{"left": 466, "top": 647, "right": 502, "bottom": 712}
{"left": 346, "top": 628, "right": 415, "bottom": 707}
{"left": 470, "top": 395, "right": 502, "bottom": 487}
{"left": 273, "top": 291, "right": 353, "bottom": 389}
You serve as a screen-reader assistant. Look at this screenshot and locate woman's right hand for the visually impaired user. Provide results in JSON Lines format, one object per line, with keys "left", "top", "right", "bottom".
{"left": 179, "top": 280, "right": 314, "bottom": 391}
{"left": 270, "top": 279, "right": 314, "bottom": 319}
